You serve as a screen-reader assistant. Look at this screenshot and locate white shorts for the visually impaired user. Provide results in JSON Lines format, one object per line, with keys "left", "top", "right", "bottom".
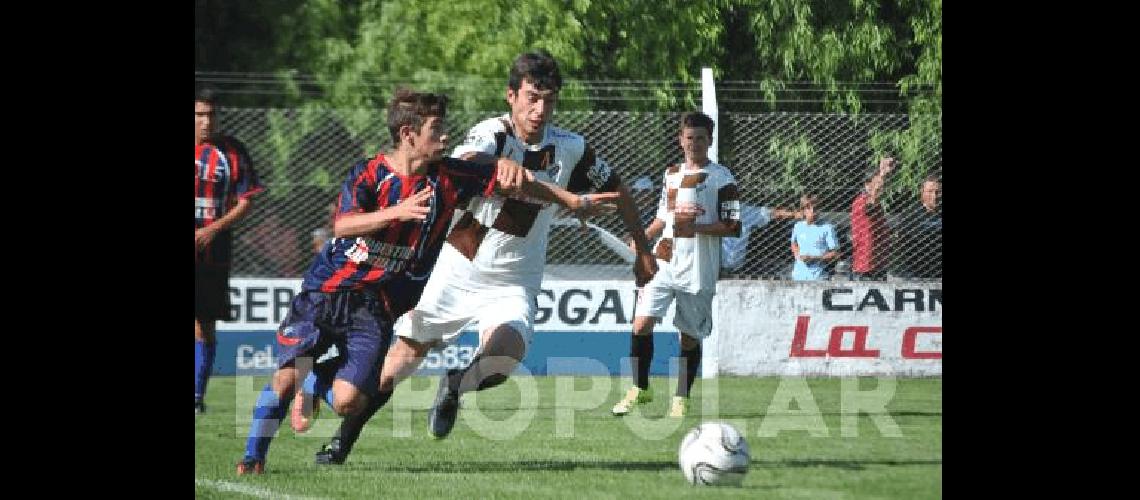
{"left": 395, "top": 269, "right": 536, "bottom": 347}
{"left": 634, "top": 259, "right": 715, "bottom": 339}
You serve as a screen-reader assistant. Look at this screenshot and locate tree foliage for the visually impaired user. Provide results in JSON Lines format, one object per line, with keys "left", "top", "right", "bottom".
{"left": 196, "top": 0, "right": 938, "bottom": 114}
{"left": 196, "top": 0, "right": 941, "bottom": 199}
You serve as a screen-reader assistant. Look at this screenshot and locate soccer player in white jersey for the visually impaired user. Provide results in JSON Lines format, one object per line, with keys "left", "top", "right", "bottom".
{"left": 611, "top": 111, "right": 742, "bottom": 418}
{"left": 310, "top": 50, "right": 657, "bottom": 462}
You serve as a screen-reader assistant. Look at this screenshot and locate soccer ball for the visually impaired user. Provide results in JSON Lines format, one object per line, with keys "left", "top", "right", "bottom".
{"left": 677, "top": 422, "right": 751, "bottom": 486}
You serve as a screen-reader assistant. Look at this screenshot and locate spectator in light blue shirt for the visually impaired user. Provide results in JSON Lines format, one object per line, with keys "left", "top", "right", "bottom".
{"left": 720, "top": 204, "right": 801, "bottom": 273}
{"left": 790, "top": 193, "right": 839, "bottom": 280}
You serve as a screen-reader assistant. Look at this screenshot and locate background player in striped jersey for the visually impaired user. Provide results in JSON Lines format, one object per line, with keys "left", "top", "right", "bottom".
{"left": 611, "top": 111, "right": 742, "bottom": 418}
{"left": 238, "top": 88, "right": 617, "bottom": 474}
{"left": 310, "top": 50, "right": 658, "bottom": 463}
{"left": 195, "top": 88, "right": 265, "bottom": 415}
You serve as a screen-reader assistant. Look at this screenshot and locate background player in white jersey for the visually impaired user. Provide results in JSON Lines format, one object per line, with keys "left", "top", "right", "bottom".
{"left": 310, "top": 50, "right": 657, "bottom": 462}
{"left": 611, "top": 111, "right": 742, "bottom": 418}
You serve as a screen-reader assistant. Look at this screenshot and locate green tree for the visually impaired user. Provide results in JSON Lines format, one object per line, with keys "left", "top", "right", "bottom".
{"left": 198, "top": 0, "right": 940, "bottom": 115}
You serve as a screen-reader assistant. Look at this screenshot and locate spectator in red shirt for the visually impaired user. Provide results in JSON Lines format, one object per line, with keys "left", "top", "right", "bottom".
{"left": 850, "top": 156, "right": 895, "bottom": 280}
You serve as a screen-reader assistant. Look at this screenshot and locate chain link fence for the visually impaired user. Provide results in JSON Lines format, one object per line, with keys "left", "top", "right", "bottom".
{"left": 217, "top": 108, "right": 940, "bottom": 281}
{"left": 723, "top": 112, "right": 942, "bottom": 280}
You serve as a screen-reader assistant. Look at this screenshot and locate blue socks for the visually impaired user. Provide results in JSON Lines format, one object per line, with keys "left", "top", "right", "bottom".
{"left": 243, "top": 384, "right": 292, "bottom": 461}
{"left": 194, "top": 341, "right": 216, "bottom": 401}
{"left": 301, "top": 370, "right": 336, "bottom": 407}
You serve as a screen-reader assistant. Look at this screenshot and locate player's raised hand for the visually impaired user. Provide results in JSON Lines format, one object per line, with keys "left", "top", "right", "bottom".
{"left": 393, "top": 186, "right": 434, "bottom": 221}
{"left": 879, "top": 156, "right": 896, "bottom": 176}
{"left": 496, "top": 159, "right": 532, "bottom": 193}
{"left": 573, "top": 192, "right": 621, "bottom": 217}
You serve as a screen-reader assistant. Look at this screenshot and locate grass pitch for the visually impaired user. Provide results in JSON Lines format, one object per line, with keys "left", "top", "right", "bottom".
{"left": 195, "top": 375, "right": 941, "bottom": 499}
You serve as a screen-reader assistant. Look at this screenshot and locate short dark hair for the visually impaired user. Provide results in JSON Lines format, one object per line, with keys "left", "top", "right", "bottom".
{"left": 386, "top": 87, "right": 448, "bottom": 144}
{"left": 195, "top": 87, "right": 218, "bottom": 105}
{"left": 680, "top": 111, "right": 715, "bottom": 136}
{"left": 922, "top": 173, "right": 941, "bottom": 185}
{"left": 509, "top": 50, "right": 562, "bottom": 92}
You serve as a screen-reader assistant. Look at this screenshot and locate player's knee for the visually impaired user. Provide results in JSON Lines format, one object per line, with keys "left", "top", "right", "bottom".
{"left": 500, "top": 340, "right": 527, "bottom": 363}
{"left": 332, "top": 393, "right": 362, "bottom": 416}
{"left": 484, "top": 326, "right": 527, "bottom": 361}
{"left": 270, "top": 369, "right": 296, "bottom": 394}
{"left": 332, "top": 400, "right": 354, "bottom": 416}
{"left": 632, "top": 318, "right": 656, "bottom": 336}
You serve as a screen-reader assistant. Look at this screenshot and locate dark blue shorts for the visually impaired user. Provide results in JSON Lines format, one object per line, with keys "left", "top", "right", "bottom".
{"left": 275, "top": 289, "right": 392, "bottom": 393}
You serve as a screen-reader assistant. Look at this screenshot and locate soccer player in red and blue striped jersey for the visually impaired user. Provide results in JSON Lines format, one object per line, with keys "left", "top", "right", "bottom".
{"left": 238, "top": 88, "right": 615, "bottom": 475}
{"left": 195, "top": 88, "right": 264, "bottom": 415}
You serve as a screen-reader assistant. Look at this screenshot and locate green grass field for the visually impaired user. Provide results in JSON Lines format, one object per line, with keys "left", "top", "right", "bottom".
{"left": 195, "top": 375, "right": 941, "bottom": 499}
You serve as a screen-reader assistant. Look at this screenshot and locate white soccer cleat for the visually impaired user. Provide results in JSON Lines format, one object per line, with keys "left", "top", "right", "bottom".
{"left": 669, "top": 396, "right": 688, "bottom": 418}
{"left": 612, "top": 386, "right": 653, "bottom": 416}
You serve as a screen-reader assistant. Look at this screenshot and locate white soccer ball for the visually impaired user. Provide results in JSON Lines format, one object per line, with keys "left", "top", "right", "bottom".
{"left": 677, "top": 422, "right": 751, "bottom": 486}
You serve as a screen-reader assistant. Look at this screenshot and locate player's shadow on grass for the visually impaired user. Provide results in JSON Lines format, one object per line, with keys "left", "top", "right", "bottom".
{"left": 752, "top": 458, "right": 942, "bottom": 471}
{"left": 711, "top": 411, "right": 942, "bottom": 418}
{"left": 319, "top": 462, "right": 674, "bottom": 473}
{"left": 301, "top": 457, "right": 940, "bottom": 474}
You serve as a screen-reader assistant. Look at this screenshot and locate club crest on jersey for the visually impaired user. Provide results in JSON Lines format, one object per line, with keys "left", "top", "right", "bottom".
{"left": 345, "top": 237, "right": 415, "bottom": 271}
{"left": 345, "top": 238, "right": 371, "bottom": 264}
{"left": 587, "top": 159, "right": 613, "bottom": 188}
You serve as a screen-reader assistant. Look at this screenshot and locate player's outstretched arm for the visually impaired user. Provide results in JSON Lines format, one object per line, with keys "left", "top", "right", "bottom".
{"left": 770, "top": 207, "right": 803, "bottom": 220}
{"left": 692, "top": 219, "right": 742, "bottom": 237}
{"left": 488, "top": 157, "right": 619, "bottom": 213}
{"left": 519, "top": 180, "right": 620, "bottom": 214}
{"left": 613, "top": 184, "right": 658, "bottom": 287}
{"left": 627, "top": 218, "right": 665, "bottom": 253}
{"left": 458, "top": 151, "right": 498, "bottom": 165}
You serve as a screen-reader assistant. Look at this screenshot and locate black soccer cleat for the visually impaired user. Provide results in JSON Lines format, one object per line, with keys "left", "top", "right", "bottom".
{"left": 195, "top": 398, "right": 206, "bottom": 415}
{"left": 427, "top": 370, "right": 461, "bottom": 439}
{"left": 236, "top": 457, "right": 264, "bottom": 475}
{"left": 314, "top": 438, "right": 347, "bottom": 465}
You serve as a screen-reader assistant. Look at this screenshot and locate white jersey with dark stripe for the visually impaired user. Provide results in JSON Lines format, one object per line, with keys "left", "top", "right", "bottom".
{"left": 442, "top": 114, "right": 620, "bottom": 291}
{"left": 654, "top": 161, "right": 741, "bottom": 293}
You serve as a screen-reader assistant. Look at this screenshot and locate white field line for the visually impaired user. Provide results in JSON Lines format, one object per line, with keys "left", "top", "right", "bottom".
{"left": 194, "top": 478, "right": 330, "bottom": 500}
